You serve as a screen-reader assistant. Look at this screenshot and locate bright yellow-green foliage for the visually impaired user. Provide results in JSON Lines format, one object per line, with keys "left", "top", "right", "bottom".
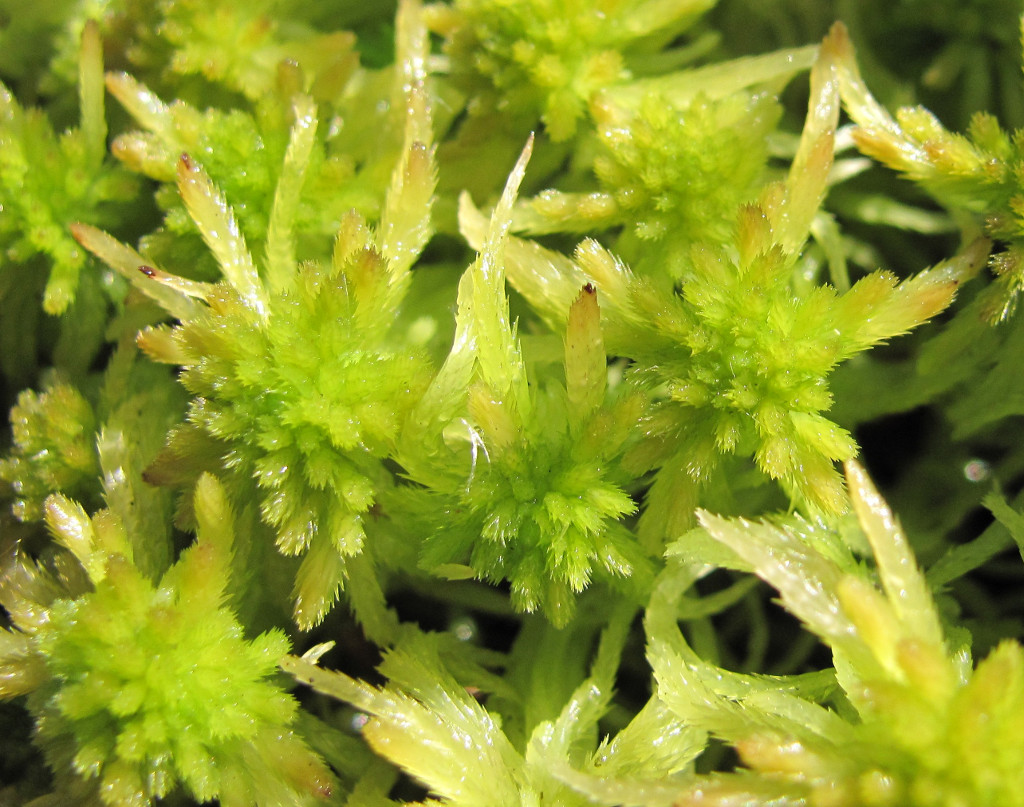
{"left": 5, "top": 3, "right": 1024, "bottom": 807}
{"left": 0, "top": 379, "right": 97, "bottom": 520}
{"left": 157, "top": 0, "right": 359, "bottom": 102}
{"left": 660, "top": 462, "right": 1024, "bottom": 806}
{"left": 628, "top": 216, "right": 985, "bottom": 534}
{"left": 147, "top": 202, "right": 433, "bottom": 628}
{"left": 517, "top": 92, "right": 782, "bottom": 280}
{"left": 72, "top": 4, "right": 438, "bottom": 629}
{"left": 0, "top": 19, "right": 138, "bottom": 392}
{"left": 0, "top": 475, "right": 333, "bottom": 807}
{"left": 833, "top": 22, "right": 1024, "bottom": 323}
{"left": 472, "top": 35, "right": 986, "bottom": 543}
{"left": 391, "top": 146, "right": 649, "bottom": 625}
{"left": 283, "top": 607, "right": 688, "bottom": 807}
{"left": 427, "top": 0, "right": 714, "bottom": 141}
{"left": 80, "top": 143, "right": 435, "bottom": 630}
{"left": 104, "top": 59, "right": 398, "bottom": 282}
{"left": 0, "top": 346, "right": 185, "bottom": 581}
{"left": 0, "top": 22, "right": 138, "bottom": 317}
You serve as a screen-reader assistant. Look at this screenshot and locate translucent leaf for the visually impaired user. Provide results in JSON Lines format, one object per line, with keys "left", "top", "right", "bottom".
{"left": 695, "top": 510, "right": 864, "bottom": 660}
{"left": 771, "top": 36, "right": 839, "bottom": 257}
{"left": 78, "top": 19, "right": 105, "bottom": 169}
{"left": 468, "top": 136, "right": 534, "bottom": 406}
{"left": 564, "top": 284, "right": 606, "bottom": 421}
{"left": 379, "top": 0, "right": 437, "bottom": 284}
{"left": 264, "top": 95, "right": 318, "bottom": 296}
{"left": 845, "top": 460, "right": 944, "bottom": 650}
{"left": 70, "top": 223, "right": 204, "bottom": 321}
{"left": 176, "top": 153, "right": 268, "bottom": 317}
{"left": 602, "top": 45, "right": 818, "bottom": 110}
{"left": 44, "top": 494, "right": 105, "bottom": 584}
{"left": 284, "top": 636, "right": 526, "bottom": 807}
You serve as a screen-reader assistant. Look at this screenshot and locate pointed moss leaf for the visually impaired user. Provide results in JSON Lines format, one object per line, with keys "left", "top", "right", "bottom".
{"left": 646, "top": 561, "right": 840, "bottom": 701}
{"left": 286, "top": 637, "right": 526, "bottom": 807}
{"left": 79, "top": 76, "right": 441, "bottom": 627}
{"left": 772, "top": 38, "right": 838, "bottom": 257}
{"left": 264, "top": 95, "right": 318, "bottom": 296}
{"left": 104, "top": 72, "right": 175, "bottom": 148}
{"left": 565, "top": 284, "right": 606, "bottom": 421}
{"left": 176, "top": 154, "right": 269, "bottom": 316}
{"left": 828, "top": 22, "right": 1004, "bottom": 202}
{"left": 78, "top": 20, "right": 106, "bottom": 170}
{"left": 519, "top": 610, "right": 700, "bottom": 804}
{"left": 159, "top": 234, "right": 430, "bottom": 627}
{"left": 461, "top": 193, "right": 591, "bottom": 332}
{"left": 0, "top": 541, "right": 83, "bottom": 639}
{"left": 136, "top": 324, "right": 188, "bottom": 365}
{"left": 926, "top": 502, "right": 1021, "bottom": 591}
{"left": 645, "top": 565, "right": 857, "bottom": 787}
{"left": 603, "top": 45, "right": 818, "bottom": 110}
{"left": 395, "top": 0, "right": 432, "bottom": 147}
{"left": 834, "top": 239, "right": 989, "bottom": 355}
{"left": 95, "top": 423, "right": 168, "bottom": 579}
{"left": 716, "top": 621, "right": 1024, "bottom": 805}
{"left": 586, "top": 699, "right": 705, "bottom": 782}
{"left": 828, "top": 21, "right": 1024, "bottom": 322}
{"left": 380, "top": 135, "right": 435, "bottom": 287}
{"left": 627, "top": 227, "right": 983, "bottom": 535}
{"left": 471, "top": 136, "right": 533, "bottom": 403}
{"left": 44, "top": 494, "right": 107, "bottom": 584}
{"left": 686, "top": 465, "right": 1024, "bottom": 807}
{"left": 397, "top": 230, "right": 645, "bottom": 623}
{"left": 192, "top": 472, "right": 235, "bottom": 564}
{"left": 70, "top": 223, "right": 203, "bottom": 321}
{"left": 292, "top": 531, "right": 350, "bottom": 632}
{"left": 648, "top": 629, "right": 847, "bottom": 750}
{"left": 468, "top": 199, "right": 653, "bottom": 357}
{"left": 379, "top": 0, "right": 437, "bottom": 284}
{"left": 845, "top": 460, "right": 945, "bottom": 650}
{"left": 472, "top": 41, "right": 976, "bottom": 536}
{"left": 696, "top": 510, "right": 865, "bottom": 662}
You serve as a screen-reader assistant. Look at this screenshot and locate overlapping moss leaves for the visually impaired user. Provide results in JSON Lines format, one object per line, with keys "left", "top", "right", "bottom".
{"left": 3, "top": 2, "right": 1024, "bottom": 807}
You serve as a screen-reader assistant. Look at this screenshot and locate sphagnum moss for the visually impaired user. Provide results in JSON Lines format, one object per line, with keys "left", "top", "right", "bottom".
{"left": 3, "top": 3, "right": 1024, "bottom": 807}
